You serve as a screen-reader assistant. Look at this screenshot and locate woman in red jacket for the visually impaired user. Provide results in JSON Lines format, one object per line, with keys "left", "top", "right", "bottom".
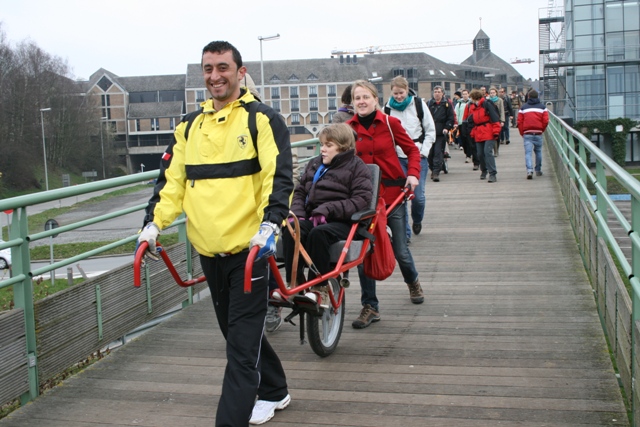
{"left": 464, "top": 89, "right": 502, "bottom": 183}
{"left": 346, "top": 80, "right": 423, "bottom": 329}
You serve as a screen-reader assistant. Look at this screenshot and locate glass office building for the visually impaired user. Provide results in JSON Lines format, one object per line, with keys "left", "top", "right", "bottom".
{"left": 542, "top": 1, "right": 640, "bottom": 121}
{"left": 542, "top": 0, "right": 640, "bottom": 160}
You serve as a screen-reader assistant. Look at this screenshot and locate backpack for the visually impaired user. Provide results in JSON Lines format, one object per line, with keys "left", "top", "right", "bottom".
{"left": 384, "top": 97, "right": 426, "bottom": 143}
{"left": 184, "top": 100, "right": 259, "bottom": 150}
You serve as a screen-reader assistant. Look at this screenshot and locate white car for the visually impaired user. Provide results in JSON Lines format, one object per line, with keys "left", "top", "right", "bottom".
{"left": 0, "top": 239, "right": 11, "bottom": 270}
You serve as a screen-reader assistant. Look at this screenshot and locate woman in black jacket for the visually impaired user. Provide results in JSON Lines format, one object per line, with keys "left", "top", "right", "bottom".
{"left": 281, "top": 123, "right": 372, "bottom": 308}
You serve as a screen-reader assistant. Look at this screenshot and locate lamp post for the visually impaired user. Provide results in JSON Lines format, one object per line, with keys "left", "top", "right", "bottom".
{"left": 258, "top": 34, "right": 280, "bottom": 101}
{"left": 99, "top": 117, "right": 107, "bottom": 179}
{"left": 40, "top": 108, "right": 51, "bottom": 191}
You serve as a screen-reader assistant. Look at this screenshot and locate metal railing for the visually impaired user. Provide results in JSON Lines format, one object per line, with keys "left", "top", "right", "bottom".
{"left": 0, "top": 136, "right": 319, "bottom": 407}
{"left": 546, "top": 112, "right": 640, "bottom": 422}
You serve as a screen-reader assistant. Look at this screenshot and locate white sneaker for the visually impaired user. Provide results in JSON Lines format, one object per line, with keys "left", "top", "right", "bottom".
{"left": 249, "top": 394, "right": 291, "bottom": 425}
{"left": 304, "top": 286, "right": 330, "bottom": 309}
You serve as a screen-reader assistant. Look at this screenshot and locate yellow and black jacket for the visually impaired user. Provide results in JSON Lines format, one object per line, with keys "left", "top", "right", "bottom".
{"left": 144, "top": 89, "right": 293, "bottom": 257}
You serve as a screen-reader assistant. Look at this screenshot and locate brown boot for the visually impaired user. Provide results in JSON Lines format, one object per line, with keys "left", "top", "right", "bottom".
{"left": 407, "top": 279, "right": 424, "bottom": 304}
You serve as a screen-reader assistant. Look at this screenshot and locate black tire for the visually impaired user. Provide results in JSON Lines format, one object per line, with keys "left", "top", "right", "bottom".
{"left": 306, "top": 278, "right": 345, "bottom": 357}
{"left": 0, "top": 258, "right": 7, "bottom": 270}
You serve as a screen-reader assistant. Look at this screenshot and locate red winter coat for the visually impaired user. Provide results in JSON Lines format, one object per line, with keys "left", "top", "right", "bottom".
{"left": 463, "top": 98, "right": 502, "bottom": 143}
{"left": 517, "top": 98, "right": 549, "bottom": 135}
{"left": 348, "top": 110, "right": 420, "bottom": 206}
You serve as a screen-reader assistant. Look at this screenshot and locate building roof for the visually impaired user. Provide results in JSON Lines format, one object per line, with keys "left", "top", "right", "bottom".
{"left": 118, "top": 74, "right": 185, "bottom": 92}
{"left": 461, "top": 51, "right": 522, "bottom": 80}
{"left": 128, "top": 101, "right": 183, "bottom": 119}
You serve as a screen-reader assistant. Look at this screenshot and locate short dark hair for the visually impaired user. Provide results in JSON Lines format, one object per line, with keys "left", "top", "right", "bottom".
{"left": 201, "top": 41, "right": 243, "bottom": 68}
{"left": 341, "top": 85, "right": 352, "bottom": 105}
{"left": 528, "top": 89, "right": 539, "bottom": 98}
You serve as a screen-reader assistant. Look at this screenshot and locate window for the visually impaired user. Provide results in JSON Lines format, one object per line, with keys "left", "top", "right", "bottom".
{"left": 307, "top": 73, "right": 318, "bottom": 81}
{"left": 101, "top": 94, "right": 111, "bottom": 107}
{"left": 407, "top": 68, "right": 418, "bottom": 78}
{"left": 136, "top": 119, "right": 140, "bottom": 132}
{"left": 170, "top": 118, "right": 175, "bottom": 130}
{"left": 196, "top": 90, "right": 205, "bottom": 102}
{"left": 291, "top": 113, "right": 300, "bottom": 124}
{"left": 151, "top": 118, "right": 159, "bottom": 131}
{"left": 393, "top": 68, "right": 405, "bottom": 77}
{"left": 310, "top": 112, "right": 318, "bottom": 124}
{"left": 329, "top": 98, "right": 337, "bottom": 110}
{"left": 291, "top": 99, "right": 299, "bottom": 111}
{"left": 327, "top": 85, "right": 337, "bottom": 96}
{"left": 329, "top": 112, "right": 335, "bottom": 123}
{"left": 409, "top": 82, "right": 419, "bottom": 93}
{"left": 309, "top": 85, "right": 318, "bottom": 97}
{"left": 272, "top": 100, "right": 280, "bottom": 111}
{"left": 270, "top": 75, "right": 281, "bottom": 83}
{"left": 289, "top": 74, "right": 299, "bottom": 81}
{"left": 290, "top": 86, "right": 299, "bottom": 98}
{"left": 310, "top": 98, "right": 318, "bottom": 110}
{"left": 271, "top": 87, "right": 280, "bottom": 99}
{"left": 444, "top": 82, "right": 451, "bottom": 91}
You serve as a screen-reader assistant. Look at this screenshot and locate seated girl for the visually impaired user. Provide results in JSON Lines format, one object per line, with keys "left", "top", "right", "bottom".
{"left": 281, "top": 123, "right": 372, "bottom": 308}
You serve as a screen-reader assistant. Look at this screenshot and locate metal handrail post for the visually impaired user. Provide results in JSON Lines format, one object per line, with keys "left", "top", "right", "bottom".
{"left": 10, "top": 207, "right": 39, "bottom": 404}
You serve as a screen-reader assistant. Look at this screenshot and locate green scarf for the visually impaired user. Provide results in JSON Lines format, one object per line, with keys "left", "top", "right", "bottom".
{"left": 388, "top": 95, "right": 413, "bottom": 112}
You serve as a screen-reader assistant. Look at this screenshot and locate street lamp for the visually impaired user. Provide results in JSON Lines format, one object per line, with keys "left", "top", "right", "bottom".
{"left": 99, "top": 117, "right": 108, "bottom": 179}
{"left": 40, "top": 108, "right": 51, "bottom": 191}
{"left": 258, "top": 34, "right": 280, "bottom": 101}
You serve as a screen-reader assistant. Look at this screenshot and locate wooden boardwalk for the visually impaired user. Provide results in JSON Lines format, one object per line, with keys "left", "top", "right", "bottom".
{"left": 0, "top": 133, "right": 629, "bottom": 426}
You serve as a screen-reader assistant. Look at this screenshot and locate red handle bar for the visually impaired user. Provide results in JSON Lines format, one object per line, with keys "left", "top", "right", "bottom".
{"left": 133, "top": 241, "right": 207, "bottom": 288}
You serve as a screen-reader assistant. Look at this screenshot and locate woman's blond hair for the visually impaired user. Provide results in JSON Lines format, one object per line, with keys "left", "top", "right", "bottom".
{"left": 351, "top": 79, "right": 379, "bottom": 102}
{"left": 390, "top": 76, "right": 409, "bottom": 91}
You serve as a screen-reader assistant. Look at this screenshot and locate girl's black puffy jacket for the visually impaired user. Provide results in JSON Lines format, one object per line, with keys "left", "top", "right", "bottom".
{"left": 290, "top": 149, "right": 372, "bottom": 221}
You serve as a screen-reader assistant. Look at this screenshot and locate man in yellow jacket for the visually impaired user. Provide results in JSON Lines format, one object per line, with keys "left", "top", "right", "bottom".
{"left": 138, "top": 40, "right": 293, "bottom": 426}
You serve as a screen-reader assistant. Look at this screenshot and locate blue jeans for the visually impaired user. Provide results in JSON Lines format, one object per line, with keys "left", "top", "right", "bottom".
{"left": 523, "top": 134, "right": 543, "bottom": 173}
{"left": 500, "top": 119, "right": 510, "bottom": 142}
{"left": 357, "top": 203, "right": 419, "bottom": 312}
{"left": 399, "top": 156, "right": 428, "bottom": 239}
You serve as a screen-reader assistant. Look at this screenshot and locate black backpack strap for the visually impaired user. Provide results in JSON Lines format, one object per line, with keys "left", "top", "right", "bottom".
{"left": 383, "top": 105, "right": 391, "bottom": 116}
{"left": 183, "top": 108, "right": 203, "bottom": 140}
{"left": 414, "top": 97, "right": 425, "bottom": 143}
{"left": 240, "top": 100, "right": 259, "bottom": 152}
{"left": 183, "top": 102, "right": 259, "bottom": 153}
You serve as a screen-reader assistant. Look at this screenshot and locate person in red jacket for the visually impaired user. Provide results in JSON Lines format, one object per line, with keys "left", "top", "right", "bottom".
{"left": 517, "top": 89, "right": 549, "bottom": 179}
{"left": 347, "top": 79, "right": 423, "bottom": 329}
{"left": 464, "top": 89, "right": 502, "bottom": 183}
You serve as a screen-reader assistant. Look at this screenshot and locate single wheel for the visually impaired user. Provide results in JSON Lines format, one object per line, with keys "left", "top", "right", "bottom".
{"left": 0, "top": 257, "right": 7, "bottom": 270}
{"left": 306, "top": 278, "right": 345, "bottom": 357}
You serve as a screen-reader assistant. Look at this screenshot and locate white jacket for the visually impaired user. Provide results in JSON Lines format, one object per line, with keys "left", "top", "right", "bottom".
{"left": 386, "top": 97, "right": 436, "bottom": 159}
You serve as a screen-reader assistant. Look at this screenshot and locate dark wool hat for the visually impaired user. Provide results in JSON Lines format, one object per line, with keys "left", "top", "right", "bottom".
{"left": 454, "top": 91, "right": 462, "bottom": 97}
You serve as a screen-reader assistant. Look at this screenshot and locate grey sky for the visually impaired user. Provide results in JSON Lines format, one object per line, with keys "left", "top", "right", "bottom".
{"left": 1, "top": 0, "right": 551, "bottom": 81}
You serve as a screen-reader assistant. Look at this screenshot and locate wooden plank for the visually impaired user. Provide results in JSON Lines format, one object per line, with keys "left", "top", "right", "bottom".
{"left": 0, "top": 309, "right": 24, "bottom": 343}
{"left": 0, "top": 364, "right": 28, "bottom": 407}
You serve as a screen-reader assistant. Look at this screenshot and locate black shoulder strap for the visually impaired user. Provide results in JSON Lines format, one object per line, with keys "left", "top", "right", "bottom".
{"left": 383, "top": 105, "right": 390, "bottom": 116}
{"left": 414, "top": 97, "right": 424, "bottom": 122}
{"left": 183, "top": 102, "right": 259, "bottom": 153}
{"left": 183, "top": 108, "right": 203, "bottom": 140}
{"left": 241, "top": 101, "right": 259, "bottom": 152}
{"left": 413, "top": 97, "right": 426, "bottom": 143}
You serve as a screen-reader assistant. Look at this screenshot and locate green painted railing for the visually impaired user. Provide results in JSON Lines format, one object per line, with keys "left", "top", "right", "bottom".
{"left": 0, "top": 136, "right": 319, "bottom": 407}
{"left": 547, "top": 112, "right": 640, "bottom": 422}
